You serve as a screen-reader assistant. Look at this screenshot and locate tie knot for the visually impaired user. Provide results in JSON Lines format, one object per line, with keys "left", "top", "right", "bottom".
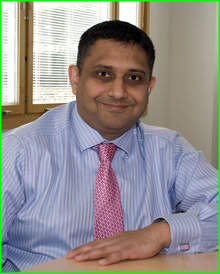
{"left": 97, "top": 143, "right": 117, "bottom": 163}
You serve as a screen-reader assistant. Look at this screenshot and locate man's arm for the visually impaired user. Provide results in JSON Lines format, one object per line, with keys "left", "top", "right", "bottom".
{"left": 162, "top": 134, "right": 218, "bottom": 254}
{"left": 2, "top": 135, "right": 25, "bottom": 271}
{"left": 66, "top": 134, "right": 218, "bottom": 265}
{"left": 66, "top": 221, "right": 171, "bottom": 265}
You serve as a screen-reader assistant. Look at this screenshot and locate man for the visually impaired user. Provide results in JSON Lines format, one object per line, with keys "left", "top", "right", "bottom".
{"left": 2, "top": 21, "right": 218, "bottom": 272}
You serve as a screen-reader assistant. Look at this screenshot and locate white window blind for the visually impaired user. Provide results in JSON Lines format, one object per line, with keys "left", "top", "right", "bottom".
{"left": 2, "top": 2, "right": 18, "bottom": 105}
{"left": 33, "top": 2, "right": 109, "bottom": 104}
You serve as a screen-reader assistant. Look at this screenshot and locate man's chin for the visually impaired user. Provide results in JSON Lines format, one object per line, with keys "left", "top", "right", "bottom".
{"left": 97, "top": 121, "right": 133, "bottom": 139}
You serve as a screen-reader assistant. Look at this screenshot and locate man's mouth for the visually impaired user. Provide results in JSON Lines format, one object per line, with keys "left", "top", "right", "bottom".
{"left": 102, "top": 102, "right": 129, "bottom": 112}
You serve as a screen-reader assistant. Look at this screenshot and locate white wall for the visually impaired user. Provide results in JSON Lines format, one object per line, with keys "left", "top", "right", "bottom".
{"left": 212, "top": 5, "right": 218, "bottom": 168}
{"left": 142, "top": 1, "right": 218, "bottom": 168}
{"left": 169, "top": 2, "right": 218, "bottom": 166}
{"left": 141, "top": 2, "right": 172, "bottom": 128}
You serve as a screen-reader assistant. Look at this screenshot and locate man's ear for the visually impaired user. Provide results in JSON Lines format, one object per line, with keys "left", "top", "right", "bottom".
{"left": 68, "top": 65, "right": 79, "bottom": 95}
{"left": 148, "top": 76, "right": 156, "bottom": 96}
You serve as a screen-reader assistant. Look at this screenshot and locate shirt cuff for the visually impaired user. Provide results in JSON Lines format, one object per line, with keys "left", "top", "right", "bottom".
{"left": 153, "top": 212, "right": 201, "bottom": 254}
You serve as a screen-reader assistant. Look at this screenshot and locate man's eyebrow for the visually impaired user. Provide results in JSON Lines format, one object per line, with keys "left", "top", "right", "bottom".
{"left": 92, "top": 65, "right": 113, "bottom": 70}
{"left": 93, "top": 65, "right": 147, "bottom": 75}
{"left": 129, "top": 69, "right": 146, "bottom": 75}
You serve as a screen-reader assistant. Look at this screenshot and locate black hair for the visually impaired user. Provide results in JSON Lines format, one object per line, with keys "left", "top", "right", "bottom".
{"left": 76, "top": 20, "right": 155, "bottom": 79}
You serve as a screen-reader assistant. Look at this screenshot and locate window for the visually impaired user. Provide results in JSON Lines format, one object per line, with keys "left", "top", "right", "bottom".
{"left": 2, "top": 2, "right": 149, "bottom": 129}
{"left": 119, "top": 2, "right": 141, "bottom": 27}
{"left": 2, "top": 2, "right": 18, "bottom": 106}
{"left": 30, "top": 2, "right": 109, "bottom": 113}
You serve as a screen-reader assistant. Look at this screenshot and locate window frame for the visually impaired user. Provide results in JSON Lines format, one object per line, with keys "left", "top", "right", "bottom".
{"left": 2, "top": 2, "right": 150, "bottom": 129}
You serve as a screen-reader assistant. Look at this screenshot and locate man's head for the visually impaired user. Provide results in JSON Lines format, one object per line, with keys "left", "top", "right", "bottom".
{"left": 77, "top": 20, "right": 155, "bottom": 80}
{"left": 69, "top": 21, "right": 156, "bottom": 140}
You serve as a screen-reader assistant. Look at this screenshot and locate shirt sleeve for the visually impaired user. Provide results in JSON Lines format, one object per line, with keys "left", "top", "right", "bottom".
{"left": 154, "top": 133, "right": 218, "bottom": 254}
{"left": 2, "top": 134, "right": 25, "bottom": 270}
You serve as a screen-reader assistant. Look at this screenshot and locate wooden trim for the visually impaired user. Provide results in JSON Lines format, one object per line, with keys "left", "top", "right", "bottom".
{"left": 2, "top": 105, "right": 24, "bottom": 116}
{"left": 18, "top": 2, "right": 26, "bottom": 113}
{"left": 26, "top": 2, "right": 34, "bottom": 113}
{"left": 138, "top": 2, "right": 144, "bottom": 30}
{"left": 2, "top": 113, "right": 42, "bottom": 129}
{"left": 143, "top": 2, "right": 150, "bottom": 35}
{"left": 110, "top": 2, "right": 119, "bottom": 20}
{"left": 28, "top": 103, "right": 66, "bottom": 114}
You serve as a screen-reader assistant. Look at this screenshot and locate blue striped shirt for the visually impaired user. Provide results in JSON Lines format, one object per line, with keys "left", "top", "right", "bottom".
{"left": 2, "top": 101, "right": 218, "bottom": 272}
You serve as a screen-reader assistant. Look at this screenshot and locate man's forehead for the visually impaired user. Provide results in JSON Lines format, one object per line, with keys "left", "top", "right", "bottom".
{"left": 85, "top": 39, "right": 149, "bottom": 68}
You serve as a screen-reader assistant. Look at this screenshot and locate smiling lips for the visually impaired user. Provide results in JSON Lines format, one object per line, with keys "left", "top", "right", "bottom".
{"left": 97, "top": 98, "right": 133, "bottom": 113}
{"left": 102, "top": 102, "right": 130, "bottom": 112}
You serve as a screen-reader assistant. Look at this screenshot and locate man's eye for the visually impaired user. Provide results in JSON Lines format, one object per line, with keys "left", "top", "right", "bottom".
{"left": 128, "top": 75, "right": 141, "bottom": 81}
{"left": 97, "top": 71, "right": 110, "bottom": 78}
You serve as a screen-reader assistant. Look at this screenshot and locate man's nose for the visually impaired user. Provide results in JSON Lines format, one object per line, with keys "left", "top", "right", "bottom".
{"left": 108, "top": 78, "right": 128, "bottom": 99}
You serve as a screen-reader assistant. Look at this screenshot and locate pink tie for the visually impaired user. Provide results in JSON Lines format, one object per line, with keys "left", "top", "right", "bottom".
{"left": 94, "top": 143, "right": 124, "bottom": 241}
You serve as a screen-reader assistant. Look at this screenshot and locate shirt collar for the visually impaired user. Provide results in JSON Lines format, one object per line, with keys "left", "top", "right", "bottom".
{"left": 72, "top": 103, "right": 134, "bottom": 155}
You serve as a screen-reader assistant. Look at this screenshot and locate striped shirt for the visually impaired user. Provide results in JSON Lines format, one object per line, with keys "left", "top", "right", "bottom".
{"left": 2, "top": 101, "right": 218, "bottom": 272}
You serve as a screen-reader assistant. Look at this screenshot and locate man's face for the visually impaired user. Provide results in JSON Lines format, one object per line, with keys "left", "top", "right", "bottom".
{"left": 69, "top": 39, "right": 156, "bottom": 140}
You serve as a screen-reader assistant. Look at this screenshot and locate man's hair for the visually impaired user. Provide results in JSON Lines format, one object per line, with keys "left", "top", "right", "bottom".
{"left": 76, "top": 20, "right": 155, "bottom": 79}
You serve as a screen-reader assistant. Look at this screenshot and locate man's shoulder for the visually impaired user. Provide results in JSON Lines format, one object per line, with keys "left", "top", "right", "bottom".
{"left": 137, "top": 122, "right": 178, "bottom": 143}
{"left": 2, "top": 102, "right": 76, "bottom": 142}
